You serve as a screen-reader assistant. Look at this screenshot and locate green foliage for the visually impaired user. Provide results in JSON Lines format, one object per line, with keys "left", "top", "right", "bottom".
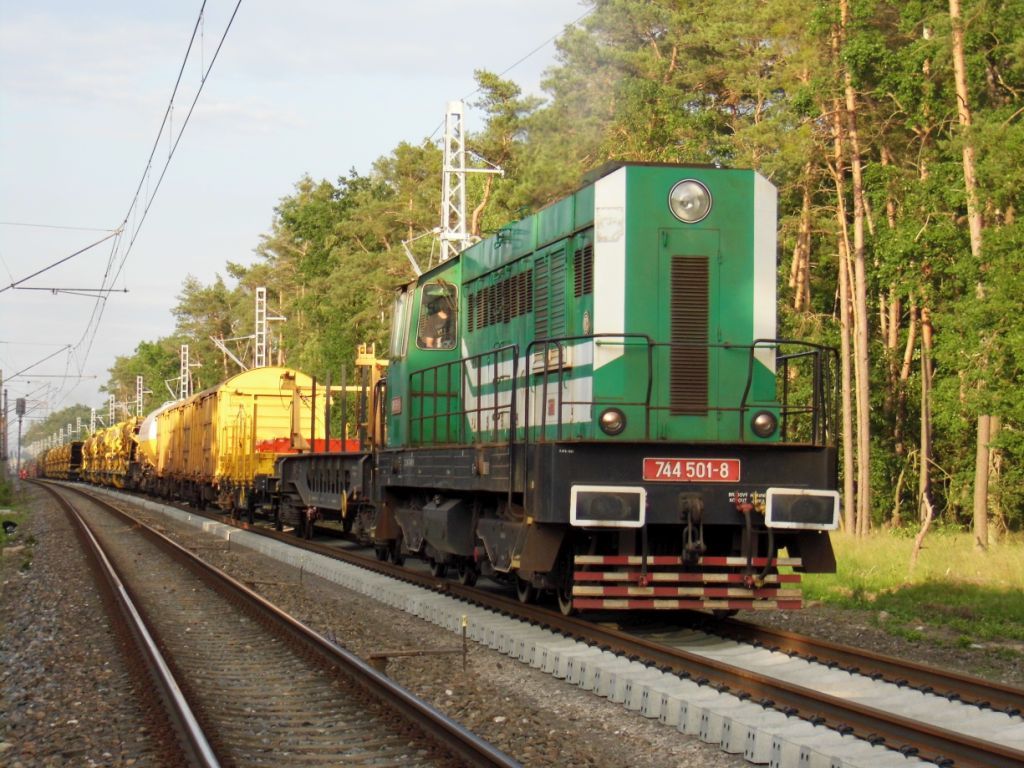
{"left": 23, "top": 404, "right": 93, "bottom": 447}
{"left": 105, "top": 337, "right": 187, "bottom": 408}
{"left": 0, "top": 476, "right": 15, "bottom": 508}
{"left": 99, "top": 0, "right": 1024, "bottom": 536}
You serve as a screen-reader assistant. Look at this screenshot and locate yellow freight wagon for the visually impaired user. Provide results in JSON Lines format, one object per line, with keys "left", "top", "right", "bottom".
{"left": 41, "top": 442, "right": 83, "bottom": 480}
{"left": 99, "top": 417, "right": 140, "bottom": 488}
{"left": 82, "top": 429, "right": 102, "bottom": 484}
{"left": 135, "top": 367, "right": 327, "bottom": 511}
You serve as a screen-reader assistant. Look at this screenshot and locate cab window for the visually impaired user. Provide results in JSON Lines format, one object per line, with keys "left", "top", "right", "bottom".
{"left": 416, "top": 282, "right": 457, "bottom": 350}
{"left": 389, "top": 289, "right": 410, "bottom": 358}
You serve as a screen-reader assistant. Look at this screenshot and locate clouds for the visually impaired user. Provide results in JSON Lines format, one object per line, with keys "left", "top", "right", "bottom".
{"left": 1, "top": 11, "right": 178, "bottom": 108}
{"left": 0, "top": 0, "right": 584, "bottom": 416}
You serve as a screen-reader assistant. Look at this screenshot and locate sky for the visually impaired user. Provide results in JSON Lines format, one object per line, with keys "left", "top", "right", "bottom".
{"left": 0, "top": 0, "right": 587, "bottom": 445}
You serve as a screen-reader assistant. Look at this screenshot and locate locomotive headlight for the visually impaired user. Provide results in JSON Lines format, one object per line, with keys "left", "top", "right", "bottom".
{"left": 751, "top": 410, "right": 778, "bottom": 438}
{"left": 668, "top": 179, "right": 712, "bottom": 223}
{"left": 598, "top": 407, "right": 627, "bottom": 436}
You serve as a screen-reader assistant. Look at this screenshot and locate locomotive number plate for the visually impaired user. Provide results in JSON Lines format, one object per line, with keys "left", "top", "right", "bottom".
{"left": 643, "top": 458, "right": 740, "bottom": 483}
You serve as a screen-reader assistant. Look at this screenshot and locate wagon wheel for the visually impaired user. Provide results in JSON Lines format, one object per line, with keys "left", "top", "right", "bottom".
{"left": 555, "top": 550, "right": 576, "bottom": 616}
{"left": 515, "top": 575, "right": 536, "bottom": 604}
{"left": 429, "top": 558, "right": 448, "bottom": 578}
{"left": 456, "top": 561, "right": 478, "bottom": 586}
{"left": 388, "top": 535, "right": 405, "bottom": 566}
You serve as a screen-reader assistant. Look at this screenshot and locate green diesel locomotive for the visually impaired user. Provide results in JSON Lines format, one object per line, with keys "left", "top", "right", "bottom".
{"left": 280, "top": 162, "right": 840, "bottom": 614}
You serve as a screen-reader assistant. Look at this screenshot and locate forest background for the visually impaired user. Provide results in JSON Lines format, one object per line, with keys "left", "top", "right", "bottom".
{"left": 26, "top": 0, "right": 1024, "bottom": 547}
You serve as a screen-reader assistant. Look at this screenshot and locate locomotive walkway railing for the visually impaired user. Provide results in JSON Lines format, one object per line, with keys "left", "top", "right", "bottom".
{"left": 405, "top": 335, "right": 838, "bottom": 451}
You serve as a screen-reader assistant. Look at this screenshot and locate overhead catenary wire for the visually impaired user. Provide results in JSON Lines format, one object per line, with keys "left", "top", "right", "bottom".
{"left": 0, "top": 230, "right": 121, "bottom": 295}
{"left": 4, "top": 1, "right": 244, "bottom": 423}
{"left": 72, "top": 0, "right": 244, "bottom": 379}
{"left": 0, "top": 221, "right": 118, "bottom": 233}
{"left": 0, "top": 0, "right": 218, "bottom": 306}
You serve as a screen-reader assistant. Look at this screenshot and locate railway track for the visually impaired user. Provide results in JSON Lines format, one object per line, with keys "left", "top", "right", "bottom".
{"left": 37, "top": 481, "right": 519, "bottom": 768}
{"left": 703, "top": 616, "right": 1024, "bottom": 716}
{"left": 75, "top": 485, "right": 1024, "bottom": 767}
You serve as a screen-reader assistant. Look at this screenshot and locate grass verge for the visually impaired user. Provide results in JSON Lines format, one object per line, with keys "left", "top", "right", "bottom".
{"left": 801, "top": 530, "right": 1024, "bottom": 647}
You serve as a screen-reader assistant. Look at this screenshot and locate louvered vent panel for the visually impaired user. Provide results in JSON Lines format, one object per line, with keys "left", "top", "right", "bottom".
{"left": 670, "top": 256, "right": 709, "bottom": 415}
{"left": 548, "top": 250, "right": 567, "bottom": 337}
{"left": 501, "top": 276, "right": 512, "bottom": 322}
{"left": 573, "top": 244, "right": 594, "bottom": 297}
{"left": 533, "top": 265, "right": 549, "bottom": 338}
{"left": 485, "top": 285, "right": 495, "bottom": 327}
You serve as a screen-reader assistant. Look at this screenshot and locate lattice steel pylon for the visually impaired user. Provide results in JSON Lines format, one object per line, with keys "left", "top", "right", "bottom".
{"left": 255, "top": 287, "right": 267, "bottom": 368}
{"left": 440, "top": 101, "right": 469, "bottom": 262}
{"left": 252, "top": 286, "right": 285, "bottom": 368}
{"left": 439, "top": 100, "right": 503, "bottom": 262}
{"left": 180, "top": 344, "right": 192, "bottom": 399}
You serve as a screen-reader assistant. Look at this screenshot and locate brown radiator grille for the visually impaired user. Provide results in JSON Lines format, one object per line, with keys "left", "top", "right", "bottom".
{"left": 670, "top": 256, "right": 709, "bottom": 415}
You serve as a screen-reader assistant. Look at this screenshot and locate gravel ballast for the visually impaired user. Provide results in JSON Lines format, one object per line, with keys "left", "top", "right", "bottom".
{"left": 3, "top": 484, "right": 1020, "bottom": 766}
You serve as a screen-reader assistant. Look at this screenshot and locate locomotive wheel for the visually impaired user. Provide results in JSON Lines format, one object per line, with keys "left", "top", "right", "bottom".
{"left": 388, "top": 542, "right": 405, "bottom": 566}
{"left": 429, "top": 558, "right": 448, "bottom": 578}
{"left": 555, "top": 550, "right": 576, "bottom": 616}
{"left": 515, "top": 576, "right": 536, "bottom": 604}
{"left": 456, "top": 562, "right": 478, "bottom": 586}
{"left": 374, "top": 546, "right": 388, "bottom": 562}
{"left": 556, "top": 584, "right": 575, "bottom": 616}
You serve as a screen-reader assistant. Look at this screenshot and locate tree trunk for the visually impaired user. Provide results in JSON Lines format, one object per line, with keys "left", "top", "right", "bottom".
{"left": 839, "top": 0, "right": 872, "bottom": 537}
{"left": 949, "top": 0, "right": 991, "bottom": 545}
{"left": 828, "top": 26, "right": 856, "bottom": 535}
{"left": 949, "top": 0, "right": 983, "bottom": 258}
{"left": 828, "top": 89, "right": 856, "bottom": 533}
{"left": 990, "top": 416, "right": 1004, "bottom": 536}
{"left": 789, "top": 163, "right": 813, "bottom": 311}
{"left": 838, "top": 239, "right": 856, "bottom": 534}
{"left": 470, "top": 174, "right": 495, "bottom": 238}
{"left": 973, "top": 414, "right": 991, "bottom": 550}
{"left": 910, "top": 494, "right": 934, "bottom": 571}
{"left": 897, "top": 300, "right": 918, "bottom": 460}
{"left": 911, "top": 307, "right": 936, "bottom": 570}
{"left": 919, "top": 307, "right": 934, "bottom": 524}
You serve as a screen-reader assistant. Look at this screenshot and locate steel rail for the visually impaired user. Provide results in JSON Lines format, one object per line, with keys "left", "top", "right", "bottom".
{"left": 59, "top": 482, "right": 520, "bottom": 768}
{"left": 713, "top": 617, "right": 1024, "bottom": 716}
{"left": 37, "top": 481, "right": 219, "bottom": 768}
